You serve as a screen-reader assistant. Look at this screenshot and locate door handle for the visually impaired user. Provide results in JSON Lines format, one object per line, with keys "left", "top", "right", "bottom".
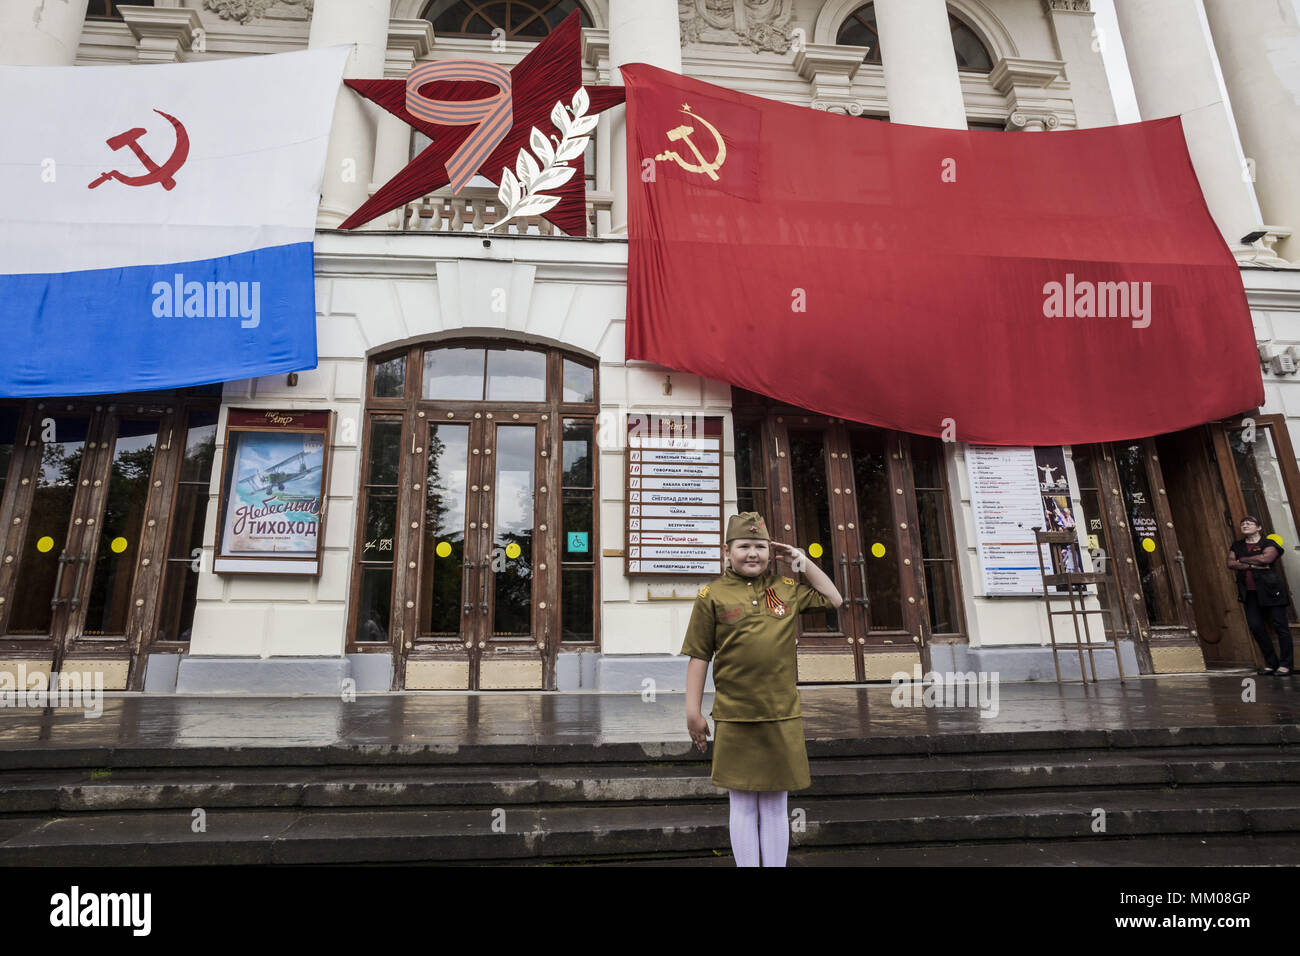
{"left": 68, "top": 554, "right": 89, "bottom": 612}
{"left": 480, "top": 555, "right": 490, "bottom": 614}
{"left": 839, "top": 553, "right": 850, "bottom": 605}
{"left": 49, "top": 550, "right": 70, "bottom": 611}
{"left": 463, "top": 559, "right": 475, "bottom": 615}
{"left": 854, "top": 553, "right": 869, "bottom": 607}
{"left": 1174, "top": 550, "right": 1193, "bottom": 604}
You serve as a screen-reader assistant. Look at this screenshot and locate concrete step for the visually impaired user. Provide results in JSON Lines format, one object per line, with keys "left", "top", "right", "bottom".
{"left": 3, "top": 745, "right": 1300, "bottom": 813}
{"left": 6, "top": 723, "right": 1300, "bottom": 771}
{"left": 4, "top": 785, "right": 1300, "bottom": 865}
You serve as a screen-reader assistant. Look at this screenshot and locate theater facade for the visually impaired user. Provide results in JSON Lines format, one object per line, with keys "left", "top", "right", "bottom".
{"left": 2, "top": 0, "right": 1300, "bottom": 693}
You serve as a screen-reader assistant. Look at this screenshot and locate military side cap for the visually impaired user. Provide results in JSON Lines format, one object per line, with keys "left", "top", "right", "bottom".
{"left": 726, "top": 511, "right": 770, "bottom": 542}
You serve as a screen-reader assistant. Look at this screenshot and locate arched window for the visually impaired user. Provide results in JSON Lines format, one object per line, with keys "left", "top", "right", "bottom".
{"left": 421, "top": 0, "right": 592, "bottom": 40}
{"left": 836, "top": 2, "right": 994, "bottom": 73}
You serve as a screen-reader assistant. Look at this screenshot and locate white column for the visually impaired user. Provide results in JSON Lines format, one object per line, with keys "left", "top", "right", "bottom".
{"left": 873, "top": 0, "right": 966, "bottom": 128}
{"left": 1113, "top": 0, "right": 1264, "bottom": 258}
{"left": 309, "top": 0, "right": 391, "bottom": 228}
{"left": 1042, "top": 0, "right": 1116, "bottom": 129}
{"left": 1203, "top": 0, "right": 1300, "bottom": 263}
{"left": 371, "top": 19, "right": 435, "bottom": 230}
{"left": 0, "top": 0, "right": 88, "bottom": 65}
{"left": 609, "top": 0, "right": 682, "bottom": 235}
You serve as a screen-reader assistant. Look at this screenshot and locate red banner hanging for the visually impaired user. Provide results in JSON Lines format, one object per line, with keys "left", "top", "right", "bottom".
{"left": 621, "top": 63, "right": 1262, "bottom": 446}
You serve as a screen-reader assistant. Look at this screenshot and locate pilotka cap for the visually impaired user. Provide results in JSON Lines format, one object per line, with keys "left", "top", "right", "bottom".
{"left": 726, "top": 511, "right": 770, "bottom": 543}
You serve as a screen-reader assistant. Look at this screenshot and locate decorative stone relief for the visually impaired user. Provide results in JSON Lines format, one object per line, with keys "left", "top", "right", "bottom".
{"left": 203, "top": 0, "right": 314, "bottom": 25}
{"left": 678, "top": 0, "right": 797, "bottom": 54}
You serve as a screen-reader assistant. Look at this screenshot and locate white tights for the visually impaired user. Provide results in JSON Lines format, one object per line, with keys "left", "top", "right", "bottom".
{"left": 727, "top": 789, "right": 789, "bottom": 866}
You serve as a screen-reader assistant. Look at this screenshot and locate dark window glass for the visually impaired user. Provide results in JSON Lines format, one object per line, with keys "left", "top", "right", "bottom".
{"left": 422, "top": 0, "right": 591, "bottom": 39}
{"left": 84, "top": 419, "right": 158, "bottom": 636}
{"left": 788, "top": 429, "right": 838, "bottom": 633}
{"left": 356, "top": 568, "right": 394, "bottom": 642}
{"left": 86, "top": 0, "right": 153, "bottom": 19}
{"left": 734, "top": 420, "right": 767, "bottom": 520}
{"left": 911, "top": 438, "right": 960, "bottom": 634}
{"left": 562, "top": 494, "right": 592, "bottom": 561}
{"left": 354, "top": 414, "right": 402, "bottom": 643}
{"left": 849, "top": 428, "right": 902, "bottom": 631}
{"left": 373, "top": 355, "right": 406, "bottom": 398}
{"left": 836, "top": 3, "right": 993, "bottom": 74}
{"left": 367, "top": 419, "right": 404, "bottom": 486}
{"left": 0, "top": 406, "right": 18, "bottom": 509}
{"left": 562, "top": 567, "right": 594, "bottom": 641}
{"left": 157, "top": 410, "right": 218, "bottom": 644}
{"left": 562, "top": 419, "right": 592, "bottom": 488}
{"left": 9, "top": 417, "right": 89, "bottom": 635}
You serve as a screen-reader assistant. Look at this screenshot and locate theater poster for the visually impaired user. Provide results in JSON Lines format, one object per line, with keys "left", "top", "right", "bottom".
{"left": 214, "top": 409, "right": 332, "bottom": 575}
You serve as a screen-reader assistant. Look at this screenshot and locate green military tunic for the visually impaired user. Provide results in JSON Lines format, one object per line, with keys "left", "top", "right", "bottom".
{"left": 681, "top": 566, "right": 834, "bottom": 791}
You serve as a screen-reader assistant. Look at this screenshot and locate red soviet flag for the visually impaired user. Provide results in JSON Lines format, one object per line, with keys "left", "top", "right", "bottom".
{"left": 621, "top": 63, "right": 1262, "bottom": 446}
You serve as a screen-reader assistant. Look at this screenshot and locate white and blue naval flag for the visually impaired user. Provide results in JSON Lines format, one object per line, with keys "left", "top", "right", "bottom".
{"left": 0, "top": 46, "right": 350, "bottom": 396}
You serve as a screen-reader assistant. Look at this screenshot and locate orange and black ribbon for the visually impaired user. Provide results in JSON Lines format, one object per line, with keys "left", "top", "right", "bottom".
{"left": 764, "top": 586, "right": 787, "bottom": 617}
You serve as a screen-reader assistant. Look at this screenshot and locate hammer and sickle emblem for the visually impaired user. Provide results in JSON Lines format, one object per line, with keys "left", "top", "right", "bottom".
{"left": 87, "top": 109, "right": 190, "bottom": 191}
{"left": 654, "top": 103, "right": 726, "bottom": 181}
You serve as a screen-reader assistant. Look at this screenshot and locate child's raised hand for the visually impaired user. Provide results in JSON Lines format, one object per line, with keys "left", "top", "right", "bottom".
{"left": 687, "top": 712, "right": 710, "bottom": 751}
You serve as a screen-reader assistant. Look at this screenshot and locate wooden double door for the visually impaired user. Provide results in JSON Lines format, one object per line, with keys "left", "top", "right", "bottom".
{"left": 1075, "top": 415, "right": 1300, "bottom": 671}
{"left": 0, "top": 396, "right": 217, "bottom": 689}
{"left": 388, "top": 408, "right": 557, "bottom": 690}
{"left": 742, "top": 412, "right": 965, "bottom": 681}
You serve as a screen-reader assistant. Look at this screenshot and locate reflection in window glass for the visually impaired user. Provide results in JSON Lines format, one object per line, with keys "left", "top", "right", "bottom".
{"left": 493, "top": 426, "right": 535, "bottom": 636}
{"left": 423, "top": 347, "right": 485, "bottom": 400}
{"left": 9, "top": 416, "right": 88, "bottom": 635}
{"left": 372, "top": 355, "right": 406, "bottom": 398}
{"left": 849, "top": 428, "right": 902, "bottom": 631}
{"left": 562, "top": 359, "right": 594, "bottom": 403}
{"left": 486, "top": 349, "right": 546, "bottom": 402}
{"left": 158, "top": 409, "right": 218, "bottom": 643}
{"left": 788, "top": 430, "right": 837, "bottom": 633}
{"left": 85, "top": 419, "right": 158, "bottom": 636}
{"left": 734, "top": 420, "right": 767, "bottom": 518}
{"left": 0, "top": 406, "right": 18, "bottom": 507}
{"left": 421, "top": 423, "right": 470, "bottom": 636}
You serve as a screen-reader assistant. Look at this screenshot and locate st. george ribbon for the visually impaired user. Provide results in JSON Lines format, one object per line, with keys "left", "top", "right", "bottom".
{"left": 404, "top": 60, "right": 513, "bottom": 193}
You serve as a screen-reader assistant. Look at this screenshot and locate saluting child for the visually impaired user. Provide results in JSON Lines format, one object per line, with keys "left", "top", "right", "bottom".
{"left": 681, "top": 511, "right": 844, "bottom": 867}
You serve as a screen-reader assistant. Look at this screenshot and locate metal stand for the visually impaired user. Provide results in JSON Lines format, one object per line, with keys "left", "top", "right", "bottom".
{"left": 1033, "top": 527, "right": 1127, "bottom": 684}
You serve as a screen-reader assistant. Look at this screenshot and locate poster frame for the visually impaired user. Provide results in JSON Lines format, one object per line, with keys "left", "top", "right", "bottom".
{"left": 212, "top": 408, "right": 333, "bottom": 576}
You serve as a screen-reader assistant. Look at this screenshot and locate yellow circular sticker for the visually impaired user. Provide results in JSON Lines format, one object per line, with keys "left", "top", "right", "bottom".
{"left": 36, "top": 536, "right": 54, "bottom": 553}
{"left": 1141, "top": 537, "right": 1156, "bottom": 553}
{"left": 435, "top": 541, "right": 452, "bottom": 558}
{"left": 110, "top": 537, "right": 128, "bottom": 554}
{"left": 871, "top": 542, "right": 886, "bottom": 558}
{"left": 505, "top": 542, "right": 522, "bottom": 559}
{"left": 808, "top": 543, "right": 823, "bottom": 558}
{"left": 1269, "top": 533, "right": 1284, "bottom": 547}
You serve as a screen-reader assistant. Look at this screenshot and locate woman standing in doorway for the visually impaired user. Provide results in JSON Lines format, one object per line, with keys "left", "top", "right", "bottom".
{"left": 1227, "top": 515, "right": 1294, "bottom": 676}
{"left": 681, "top": 512, "right": 844, "bottom": 867}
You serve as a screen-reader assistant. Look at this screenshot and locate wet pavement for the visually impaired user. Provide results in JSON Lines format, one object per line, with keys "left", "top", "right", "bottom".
{"left": 2, "top": 671, "right": 1299, "bottom": 753}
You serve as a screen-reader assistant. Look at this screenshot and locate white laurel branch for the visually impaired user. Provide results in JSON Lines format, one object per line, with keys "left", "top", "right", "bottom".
{"left": 482, "top": 86, "right": 600, "bottom": 233}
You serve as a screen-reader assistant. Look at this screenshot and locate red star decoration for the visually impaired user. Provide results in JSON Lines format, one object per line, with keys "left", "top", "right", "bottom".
{"left": 340, "top": 11, "right": 624, "bottom": 235}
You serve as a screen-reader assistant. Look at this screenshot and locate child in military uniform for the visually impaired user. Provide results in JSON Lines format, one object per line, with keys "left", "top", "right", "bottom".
{"left": 681, "top": 512, "right": 844, "bottom": 867}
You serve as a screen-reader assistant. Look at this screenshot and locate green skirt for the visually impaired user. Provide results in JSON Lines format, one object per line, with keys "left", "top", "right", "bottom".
{"left": 710, "top": 716, "right": 811, "bottom": 792}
